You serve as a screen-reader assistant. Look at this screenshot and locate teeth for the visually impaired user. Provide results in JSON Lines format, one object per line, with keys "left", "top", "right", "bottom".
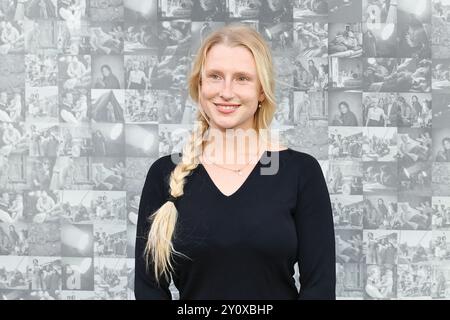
{"left": 217, "top": 105, "right": 239, "bottom": 110}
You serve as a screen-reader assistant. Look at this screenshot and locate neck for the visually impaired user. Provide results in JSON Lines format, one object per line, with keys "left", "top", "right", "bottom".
{"left": 202, "top": 126, "right": 266, "bottom": 164}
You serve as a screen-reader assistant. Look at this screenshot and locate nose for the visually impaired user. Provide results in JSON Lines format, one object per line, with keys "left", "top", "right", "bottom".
{"left": 219, "top": 78, "right": 234, "bottom": 100}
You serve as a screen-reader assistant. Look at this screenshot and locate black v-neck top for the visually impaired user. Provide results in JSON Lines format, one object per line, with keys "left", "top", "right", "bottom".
{"left": 134, "top": 148, "right": 336, "bottom": 300}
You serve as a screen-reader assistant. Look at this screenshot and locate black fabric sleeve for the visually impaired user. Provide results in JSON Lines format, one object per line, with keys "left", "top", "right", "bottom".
{"left": 134, "top": 158, "right": 172, "bottom": 300}
{"left": 295, "top": 154, "right": 336, "bottom": 300}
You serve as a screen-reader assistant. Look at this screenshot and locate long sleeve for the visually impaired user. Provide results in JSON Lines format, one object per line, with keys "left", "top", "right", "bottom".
{"left": 295, "top": 154, "right": 336, "bottom": 300}
{"left": 134, "top": 158, "right": 172, "bottom": 300}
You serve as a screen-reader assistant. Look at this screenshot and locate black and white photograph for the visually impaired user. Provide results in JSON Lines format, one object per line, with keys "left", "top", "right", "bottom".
{"left": 124, "top": 90, "right": 158, "bottom": 123}
{"left": 257, "top": 0, "right": 293, "bottom": 23}
{"left": 89, "top": 23, "right": 124, "bottom": 55}
{"left": 395, "top": 195, "right": 433, "bottom": 230}
{"left": 327, "top": 160, "right": 364, "bottom": 195}
{"left": 90, "top": 123, "right": 125, "bottom": 157}
{"left": 26, "top": 157, "right": 54, "bottom": 190}
{"left": 329, "top": 57, "right": 362, "bottom": 90}
{"left": 363, "top": 0, "right": 397, "bottom": 26}
{"left": 25, "top": 54, "right": 58, "bottom": 87}
{"left": 190, "top": 0, "right": 227, "bottom": 21}
{"left": 293, "top": 57, "right": 328, "bottom": 91}
{"left": 432, "top": 196, "right": 450, "bottom": 230}
{"left": 260, "top": 22, "right": 294, "bottom": 56}
{"left": 124, "top": 21, "right": 159, "bottom": 55}
{"left": 397, "top": 263, "right": 433, "bottom": 299}
{"left": 432, "top": 0, "right": 450, "bottom": 58}
{"left": 23, "top": 20, "right": 59, "bottom": 53}
{"left": 430, "top": 262, "right": 450, "bottom": 299}
{"left": 124, "top": 55, "right": 154, "bottom": 90}
{"left": 61, "top": 257, "right": 94, "bottom": 291}
{"left": 94, "top": 258, "right": 128, "bottom": 299}
{"left": 366, "top": 57, "right": 432, "bottom": 92}
{"left": 122, "top": 157, "right": 154, "bottom": 192}
{"left": 398, "top": 160, "right": 432, "bottom": 197}
{"left": 91, "top": 89, "right": 124, "bottom": 123}
{"left": 125, "top": 123, "right": 159, "bottom": 157}
{"left": 397, "top": 0, "right": 432, "bottom": 59}
{"left": 26, "top": 256, "right": 61, "bottom": 299}
{"left": 89, "top": 0, "right": 123, "bottom": 22}
{"left": 57, "top": 124, "right": 91, "bottom": 157}
{"left": 362, "top": 161, "right": 398, "bottom": 195}
{"left": 293, "top": 21, "right": 328, "bottom": 58}
{"left": 23, "top": 0, "right": 57, "bottom": 19}
{"left": 158, "top": 0, "right": 192, "bottom": 19}
{"left": 159, "top": 124, "right": 192, "bottom": 155}
{"left": 58, "top": 55, "right": 91, "bottom": 91}
{"left": 228, "top": 0, "right": 261, "bottom": 20}
{"left": 0, "top": 256, "right": 29, "bottom": 290}
{"left": 336, "top": 262, "right": 365, "bottom": 298}
{"left": 291, "top": 90, "right": 328, "bottom": 127}
{"left": 362, "top": 21, "right": 397, "bottom": 58}
{"left": 0, "top": 122, "right": 28, "bottom": 156}
{"left": 328, "top": 23, "right": 363, "bottom": 58}
{"left": 328, "top": 0, "right": 362, "bottom": 23}
{"left": 48, "top": 156, "right": 92, "bottom": 189}
{"left": 91, "top": 157, "right": 126, "bottom": 191}
{"left": 0, "top": 192, "right": 25, "bottom": 224}
{"left": 57, "top": 20, "right": 91, "bottom": 56}
{"left": 293, "top": 0, "right": 327, "bottom": 21}
{"left": 397, "top": 128, "right": 432, "bottom": 165}
{"left": 280, "top": 125, "right": 328, "bottom": 160}
{"left": 0, "top": 222, "right": 28, "bottom": 255}
{"left": 59, "top": 91, "right": 91, "bottom": 124}
{"left": 91, "top": 191, "right": 126, "bottom": 223}
{"left": 329, "top": 90, "right": 363, "bottom": 126}
{"left": 59, "top": 190, "right": 93, "bottom": 224}
{"left": 364, "top": 264, "right": 397, "bottom": 299}
{"left": 91, "top": 55, "right": 124, "bottom": 89}
{"left": 328, "top": 126, "right": 363, "bottom": 160}
{"left": 24, "top": 190, "right": 61, "bottom": 223}
{"left": 28, "top": 222, "right": 60, "bottom": 256}
{"left": 431, "top": 231, "right": 450, "bottom": 261}
{"left": 25, "top": 87, "right": 59, "bottom": 122}
{"left": 124, "top": 0, "right": 157, "bottom": 21}
{"left": 94, "top": 223, "right": 126, "bottom": 258}
{"left": 157, "top": 20, "right": 193, "bottom": 56}
{"left": 432, "top": 59, "right": 450, "bottom": 93}
{"left": 432, "top": 162, "right": 450, "bottom": 196}
{"left": 397, "top": 231, "right": 433, "bottom": 264}
{"left": 362, "top": 127, "right": 397, "bottom": 162}
{"left": 61, "top": 224, "right": 94, "bottom": 257}
{"left": 433, "top": 127, "right": 450, "bottom": 161}
{"left": 0, "top": 55, "right": 24, "bottom": 91}
{"left": 0, "top": 90, "right": 25, "bottom": 123}
{"left": 331, "top": 195, "right": 364, "bottom": 229}
{"left": 0, "top": 37, "right": 20, "bottom": 75}
{"left": 25, "top": 122, "right": 61, "bottom": 157}
{"left": 362, "top": 195, "right": 398, "bottom": 230}
{"left": 336, "top": 229, "right": 364, "bottom": 263}
{"left": 363, "top": 229, "right": 399, "bottom": 265}
{"left": 432, "top": 93, "right": 450, "bottom": 128}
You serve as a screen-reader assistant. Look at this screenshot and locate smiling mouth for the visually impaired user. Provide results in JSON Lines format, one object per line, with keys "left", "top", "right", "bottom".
{"left": 214, "top": 103, "right": 241, "bottom": 110}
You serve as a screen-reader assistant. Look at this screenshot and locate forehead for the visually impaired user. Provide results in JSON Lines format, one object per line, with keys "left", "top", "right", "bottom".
{"left": 204, "top": 44, "right": 257, "bottom": 74}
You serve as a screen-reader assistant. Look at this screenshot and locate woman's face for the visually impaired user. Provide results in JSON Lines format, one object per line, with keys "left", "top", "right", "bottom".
{"left": 199, "top": 44, "right": 265, "bottom": 132}
{"left": 101, "top": 67, "right": 111, "bottom": 77}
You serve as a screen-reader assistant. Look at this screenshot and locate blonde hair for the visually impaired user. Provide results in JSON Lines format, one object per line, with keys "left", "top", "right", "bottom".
{"left": 144, "top": 23, "right": 278, "bottom": 284}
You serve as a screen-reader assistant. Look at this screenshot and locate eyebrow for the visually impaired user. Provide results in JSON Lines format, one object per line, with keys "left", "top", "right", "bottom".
{"left": 205, "top": 69, "right": 255, "bottom": 77}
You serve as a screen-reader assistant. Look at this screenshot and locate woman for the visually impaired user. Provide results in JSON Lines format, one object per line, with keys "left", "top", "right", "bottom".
{"left": 95, "top": 65, "right": 120, "bottom": 89}
{"left": 127, "top": 61, "right": 147, "bottom": 89}
{"left": 135, "top": 24, "right": 335, "bottom": 300}
{"left": 332, "top": 101, "right": 358, "bottom": 126}
{"left": 365, "top": 100, "right": 387, "bottom": 126}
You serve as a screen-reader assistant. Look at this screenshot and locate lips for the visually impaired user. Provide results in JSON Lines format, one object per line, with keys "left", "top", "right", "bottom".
{"left": 214, "top": 103, "right": 241, "bottom": 114}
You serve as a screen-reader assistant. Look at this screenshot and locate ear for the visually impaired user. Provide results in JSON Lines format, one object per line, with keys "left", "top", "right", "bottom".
{"left": 258, "top": 90, "right": 265, "bottom": 103}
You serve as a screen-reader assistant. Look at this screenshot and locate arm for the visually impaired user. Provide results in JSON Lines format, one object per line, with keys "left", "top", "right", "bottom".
{"left": 134, "top": 158, "right": 172, "bottom": 300}
{"left": 295, "top": 154, "right": 336, "bottom": 300}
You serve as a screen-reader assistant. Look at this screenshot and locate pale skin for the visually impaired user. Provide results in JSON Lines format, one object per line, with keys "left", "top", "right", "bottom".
{"left": 198, "top": 43, "right": 287, "bottom": 196}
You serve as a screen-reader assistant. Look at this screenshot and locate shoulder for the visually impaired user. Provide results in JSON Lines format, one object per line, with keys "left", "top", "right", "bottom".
{"left": 284, "top": 149, "right": 325, "bottom": 180}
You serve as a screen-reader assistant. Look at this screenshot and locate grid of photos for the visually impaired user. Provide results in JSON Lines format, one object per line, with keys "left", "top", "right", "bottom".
{"left": 0, "top": 0, "right": 449, "bottom": 300}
